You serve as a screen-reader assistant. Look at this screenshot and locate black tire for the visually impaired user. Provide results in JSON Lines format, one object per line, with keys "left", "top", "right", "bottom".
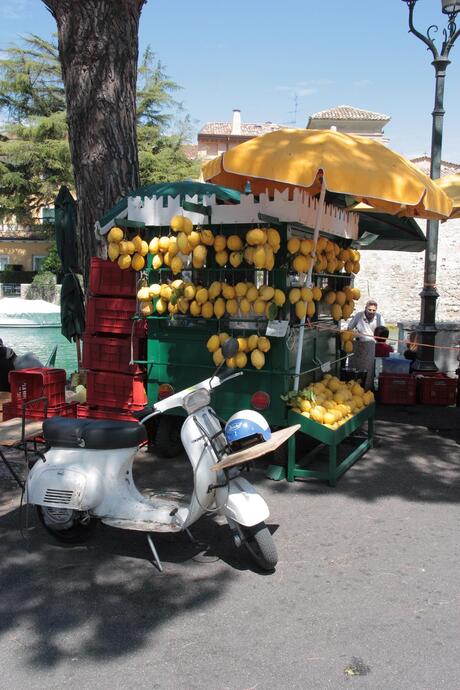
{"left": 235, "top": 521, "right": 278, "bottom": 571}
{"left": 152, "top": 415, "right": 184, "bottom": 458}
{"left": 37, "top": 506, "right": 98, "bottom": 544}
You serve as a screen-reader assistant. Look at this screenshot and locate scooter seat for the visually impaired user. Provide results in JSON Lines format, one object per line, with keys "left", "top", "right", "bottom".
{"left": 43, "top": 417, "right": 147, "bottom": 450}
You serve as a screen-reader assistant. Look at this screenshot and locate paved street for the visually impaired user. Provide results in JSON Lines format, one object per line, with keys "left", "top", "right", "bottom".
{"left": 1, "top": 405, "right": 459, "bottom": 690}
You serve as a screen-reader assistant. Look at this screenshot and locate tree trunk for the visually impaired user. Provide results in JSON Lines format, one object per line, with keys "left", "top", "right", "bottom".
{"left": 42, "top": 0, "right": 146, "bottom": 287}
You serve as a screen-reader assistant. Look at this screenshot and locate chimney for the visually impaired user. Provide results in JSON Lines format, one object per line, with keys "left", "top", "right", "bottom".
{"left": 231, "top": 109, "right": 241, "bottom": 135}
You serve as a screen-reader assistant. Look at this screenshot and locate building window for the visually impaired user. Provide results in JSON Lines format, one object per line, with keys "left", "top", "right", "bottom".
{"left": 33, "top": 255, "right": 46, "bottom": 271}
{"left": 0, "top": 255, "right": 8, "bottom": 270}
{"left": 41, "top": 206, "right": 55, "bottom": 224}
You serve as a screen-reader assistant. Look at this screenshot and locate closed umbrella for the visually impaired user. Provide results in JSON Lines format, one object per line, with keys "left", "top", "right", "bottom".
{"left": 54, "top": 185, "right": 85, "bottom": 367}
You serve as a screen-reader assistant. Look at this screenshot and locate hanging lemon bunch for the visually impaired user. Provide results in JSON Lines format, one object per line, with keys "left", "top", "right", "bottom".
{"left": 106, "top": 226, "right": 149, "bottom": 271}
{"left": 206, "top": 333, "right": 271, "bottom": 370}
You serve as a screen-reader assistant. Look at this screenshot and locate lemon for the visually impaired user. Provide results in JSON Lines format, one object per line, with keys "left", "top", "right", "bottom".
{"left": 200, "top": 229, "right": 214, "bottom": 246}
{"left": 118, "top": 254, "right": 131, "bottom": 270}
{"left": 170, "top": 215, "right": 185, "bottom": 232}
{"left": 201, "top": 301, "right": 214, "bottom": 319}
{"left": 235, "top": 351, "right": 248, "bottom": 368}
{"left": 108, "top": 242, "right": 120, "bottom": 262}
{"left": 257, "top": 336, "right": 271, "bottom": 353}
{"left": 219, "top": 332, "right": 230, "bottom": 344}
{"left": 239, "top": 298, "right": 251, "bottom": 315}
{"left": 250, "top": 349, "right": 265, "bottom": 370}
{"left": 247, "top": 334, "right": 259, "bottom": 351}
{"left": 214, "top": 235, "right": 227, "bottom": 252}
{"left": 213, "top": 348, "right": 224, "bottom": 366}
{"left": 215, "top": 250, "right": 228, "bottom": 267}
{"left": 107, "top": 226, "right": 124, "bottom": 243}
{"left": 237, "top": 337, "right": 248, "bottom": 352}
{"left": 227, "top": 235, "right": 243, "bottom": 251}
{"left": 171, "top": 256, "right": 183, "bottom": 275}
{"left": 274, "top": 289, "right": 286, "bottom": 307}
{"left": 213, "top": 297, "right": 226, "bottom": 319}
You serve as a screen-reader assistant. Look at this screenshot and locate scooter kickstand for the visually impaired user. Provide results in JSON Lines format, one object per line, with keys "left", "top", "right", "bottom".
{"left": 146, "top": 534, "right": 163, "bottom": 572}
{"left": 184, "top": 527, "right": 199, "bottom": 544}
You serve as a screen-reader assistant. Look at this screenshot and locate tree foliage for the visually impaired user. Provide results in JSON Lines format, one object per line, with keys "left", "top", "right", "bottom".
{"left": 0, "top": 34, "right": 198, "bottom": 226}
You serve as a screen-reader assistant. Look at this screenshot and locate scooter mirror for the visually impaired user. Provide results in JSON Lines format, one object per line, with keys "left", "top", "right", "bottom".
{"left": 222, "top": 337, "right": 239, "bottom": 360}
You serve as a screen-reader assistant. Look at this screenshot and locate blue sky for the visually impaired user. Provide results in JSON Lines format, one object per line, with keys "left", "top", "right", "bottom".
{"left": 1, "top": 0, "right": 460, "bottom": 162}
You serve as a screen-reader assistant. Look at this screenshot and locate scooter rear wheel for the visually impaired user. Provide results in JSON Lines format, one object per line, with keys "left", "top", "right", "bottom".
{"left": 235, "top": 522, "right": 278, "bottom": 571}
{"left": 37, "top": 506, "right": 98, "bottom": 544}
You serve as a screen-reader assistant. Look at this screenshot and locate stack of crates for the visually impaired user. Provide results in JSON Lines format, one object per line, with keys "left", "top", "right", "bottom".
{"left": 416, "top": 372, "right": 458, "bottom": 406}
{"left": 3, "top": 368, "right": 76, "bottom": 420}
{"left": 79, "top": 258, "right": 147, "bottom": 421}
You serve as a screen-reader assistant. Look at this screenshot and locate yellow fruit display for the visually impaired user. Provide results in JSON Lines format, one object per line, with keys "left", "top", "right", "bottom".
{"left": 214, "top": 297, "right": 226, "bottom": 319}
{"left": 331, "top": 304, "right": 343, "bottom": 321}
{"left": 171, "top": 255, "right": 184, "bottom": 275}
{"left": 152, "top": 254, "right": 163, "bottom": 270}
{"left": 351, "top": 287, "right": 361, "bottom": 300}
{"left": 293, "top": 255, "right": 309, "bottom": 273}
{"left": 342, "top": 302, "right": 354, "bottom": 320}
{"left": 257, "top": 336, "right": 271, "bottom": 353}
{"left": 183, "top": 283, "right": 196, "bottom": 300}
{"left": 108, "top": 242, "right": 120, "bottom": 262}
{"left": 177, "top": 232, "right": 192, "bottom": 255}
{"left": 215, "top": 250, "right": 228, "bottom": 267}
{"left": 243, "top": 246, "right": 255, "bottom": 264}
{"left": 222, "top": 283, "right": 235, "bottom": 300}
{"left": 136, "top": 287, "right": 150, "bottom": 304}
{"left": 251, "top": 349, "right": 265, "bottom": 370}
{"left": 253, "top": 299, "right": 266, "bottom": 315}
{"left": 253, "top": 246, "right": 266, "bottom": 269}
{"left": 335, "top": 291, "right": 346, "bottom": 306}
{"left": 149, "top": 283, "right": 161, "bottom": 298}
{"left": 148, "top": 237, "right": 160, "bottom": 254}
{"left": 208, "top": 281, "right": 222, "bottom": 300}
{"left": 343, "top": 341, "right": 353, "bottom": 354}
{"left": 247, "top": 334, "right": 259, "bottom": 351}
{"left": 325, "top": 291, "right": 336, "bottom": 305}
{"left": 189, "top": 300, "right": 201, "bottom": 316}
{"left": 213, "top": 348, "right": 224, "bottom": 366}
{"left": 181, "top": 217, "right": 193, "bottom": 235}
{"left": 312, "top": 286, "right": 322, "bottom": 301}
{"left": 200, "top": 229, "right": 215, "bottom": 246}
{"left": 155, "top": 297, "right": 167, "bottom": 315}
{"left": 227, "top": 235, "right": 243, "bottom": 251}
{"left": 229, "top": 251, "right": 243, "bottom": 268}
{"left": 300, "top": 238, "right": 314, "bottom": 256}
{"left": 188, "top": 231, "right": 201, "bottom": 248}
{"left": 192, "top": 245, "right": 207, "bottom": 268}
{"left": 267, "top": 228, "right": 281, "bottom": 249}
{"left": 219, "top": 332, "right": 230, "bottom": 344}
{"left": 295, "top": 301, "right": 307, "bottom": 320}
{"left": 139, "top": 240, "right": 149, "bottom": 256}
{"left": 287, "top": 237, "right": 301, "bottom": 254}
{"left": 226, "top": 299, "right": 238, "bottom": 316}
{"left": 201, "top": 301, "right": 214, "bottom": 319}
{"left": 107, "top": 226, "right": 124, "bottom": 243}
{"left": 246, "top": 228, "right": 266, "bottom": 246}
{"left": 289, "top": 288, "right": 301, "bottom": 304}
{"left": 246, "top": 286, "right": 258, "bottom": 303}
{"left": 239, "top": 298, "right": 251, "bottom": 314}
{"left": 274, "top": 289, "right": 286, "bottom": 307}
{"left": 306, "top": 301, "right": 316, "bottom": 318}
{"left": 140, "top": 301, "right": 153, "bottom": 317}
{"left": 118, "top": 254, "right": 131, "bottom": 270}
{"left": 259, "top": 285, "right": 275, "bottom": 302}
{"left": 195, "top": 287, "right": 208, "bottom": 304}
{"left": 235, "top": 282, "right": 247, "bottom": 297}
{"left": 237, "top": 337, "right": 248, "bottom": 352}
{"left": 206, "top": 335, "right": 220, "bottom": 352}
{"left": 170, "top": 215, "right": 185, "bottom": 232}
{"left": 300, "top": 287, "right": 313, "bottom": 302}
{"left": 118, "top": 240, "right": 131, "bottom": 255}
{"left": 235, "top": 351, "right": 248, "bottom": 368}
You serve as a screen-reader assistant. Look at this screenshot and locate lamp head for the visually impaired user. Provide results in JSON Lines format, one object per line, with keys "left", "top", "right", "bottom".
{"left": 442, "top": 0, "right": 460, "bottom": 14}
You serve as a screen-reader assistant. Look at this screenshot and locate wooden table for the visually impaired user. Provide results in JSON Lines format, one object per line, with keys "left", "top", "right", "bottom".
{"left": 0, "top": 417, "right": 43, "bottom": 489}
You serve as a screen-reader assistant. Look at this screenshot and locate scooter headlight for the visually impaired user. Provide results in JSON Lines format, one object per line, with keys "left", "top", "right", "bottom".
{"left": 183, "top": 389, "right": 211, "bottom": 414}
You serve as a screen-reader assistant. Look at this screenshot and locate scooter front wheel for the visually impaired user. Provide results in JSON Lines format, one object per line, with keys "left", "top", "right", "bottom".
{"left": 234, "top": 522, "right": 278, "bottom": 571}
{"left": 37, "top": 506, "right": 98, "bottom": 544}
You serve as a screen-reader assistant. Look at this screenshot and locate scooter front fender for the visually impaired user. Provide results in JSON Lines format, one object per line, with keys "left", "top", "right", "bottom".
{"left": 218, "top": 475, "right": 269, "bottom": 527}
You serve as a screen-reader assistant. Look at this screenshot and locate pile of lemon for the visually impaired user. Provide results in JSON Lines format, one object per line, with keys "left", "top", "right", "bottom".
{"left": 106, "top": 226, "right": 149, "bottom": 271}
{"left": 290, "top": 375, "right": 374, "bottom": 430}
{"left": 206, "top": 332, "right": 271, "bottom": 370}
{"left": 137, "top": 279, "right": 286, "bottom": 319}
{"left": 287, "top": 236, "right": 361, "bottom": 276}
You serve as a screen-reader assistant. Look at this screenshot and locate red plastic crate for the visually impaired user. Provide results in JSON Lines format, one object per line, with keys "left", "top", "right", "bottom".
{"left": 85, "top": 296, "right": 136, "bottom": 335}
{"left": 82, "top": 333, "right": 145, "bottom": 374}
{"left": 89, "top": 257, "right": 137, "bottom": 297}
{"left": 86, "top": 370, "right": 147, "bottom": 410}
{"left": 416, "top": 373, "right": 458, "bottom": 406}
{"left": 25, "top": 401, "right": 78, "bottom": 420}
{"left": 4, "top": 400, "right": 77, "bottom": 420}
{"left": 77, "top": 404, "right": 139, "bottom": 422}
{"left": 378, "top": 373, "right": 417, "bottom": 405}
{"left": 9, "top": 368, "right": 66, "bottom": 409}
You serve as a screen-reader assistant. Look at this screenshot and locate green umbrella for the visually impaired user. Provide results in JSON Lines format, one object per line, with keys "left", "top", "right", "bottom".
{"left": 54, "top": 186, "right": 85, "bottom": 362}
{"left": 97, "top": 180, "right": 241, "bottom": 232}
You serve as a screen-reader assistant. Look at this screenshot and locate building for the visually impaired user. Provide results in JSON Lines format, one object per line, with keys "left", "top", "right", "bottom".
{"left": 196, "top": 109, "right": 282, "bottom": 160}
{"left": 306, "top": 105, "right": 390, "bottom": 143}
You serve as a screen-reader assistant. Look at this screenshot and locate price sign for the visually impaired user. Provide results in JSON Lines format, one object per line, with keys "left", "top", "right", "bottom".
{"left": 266, "top": 320, "right": 289, "bottom": 338}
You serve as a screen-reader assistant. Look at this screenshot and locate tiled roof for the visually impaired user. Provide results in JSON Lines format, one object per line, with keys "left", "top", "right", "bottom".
{"left": 199, "top": 121, "right": 282, "bottom": 136}
{"left": 410, "top": 155, "right": 460, "bottom": 176}
{"left": 309, "top": 105, "right": 390, "bottom": 121}
{"left": 183, "top": 144, "right": 199, "bottom": 160}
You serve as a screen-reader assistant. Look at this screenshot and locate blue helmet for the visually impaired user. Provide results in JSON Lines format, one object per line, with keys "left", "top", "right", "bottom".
{"left": 225, "top": 410, "right": 271, "bottom": 448}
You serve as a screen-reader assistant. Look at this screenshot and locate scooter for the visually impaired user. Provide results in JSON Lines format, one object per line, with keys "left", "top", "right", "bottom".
{"left": 26, "top": 338, "right": 298, "bottom": 572}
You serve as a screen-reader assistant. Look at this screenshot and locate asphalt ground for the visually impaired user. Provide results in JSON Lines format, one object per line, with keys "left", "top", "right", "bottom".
{"left": 0, "top": 404, "right": 459, "bottom": 690}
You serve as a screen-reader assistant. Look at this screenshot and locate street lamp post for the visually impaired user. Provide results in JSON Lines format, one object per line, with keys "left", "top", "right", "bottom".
{"left": 402, "top": 0, "right": 460, "bottom": 370}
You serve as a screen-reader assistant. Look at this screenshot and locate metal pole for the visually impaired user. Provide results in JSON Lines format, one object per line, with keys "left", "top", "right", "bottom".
{"left": 414, "top": 57, "right": 449, "bottom": 371}
{"left": 402, "top": 1, "right": 460, "bottom": 371}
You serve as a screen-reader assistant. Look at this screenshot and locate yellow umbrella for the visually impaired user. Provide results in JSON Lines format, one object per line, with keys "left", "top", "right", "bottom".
{"left": 434, "top": 173, "right": 460, "bottom": 219}
{"left": 202, "top": 128, "right": 452, "bottom": 220}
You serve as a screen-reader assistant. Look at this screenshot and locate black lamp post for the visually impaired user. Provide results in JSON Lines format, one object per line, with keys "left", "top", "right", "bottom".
{"left": 402, "top": 0, "right": 460, "bottom": 370}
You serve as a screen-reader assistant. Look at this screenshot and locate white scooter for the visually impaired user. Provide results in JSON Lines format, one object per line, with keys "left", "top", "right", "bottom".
{"left": 26, "top": 339, "right": 298, "bottom": 572}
